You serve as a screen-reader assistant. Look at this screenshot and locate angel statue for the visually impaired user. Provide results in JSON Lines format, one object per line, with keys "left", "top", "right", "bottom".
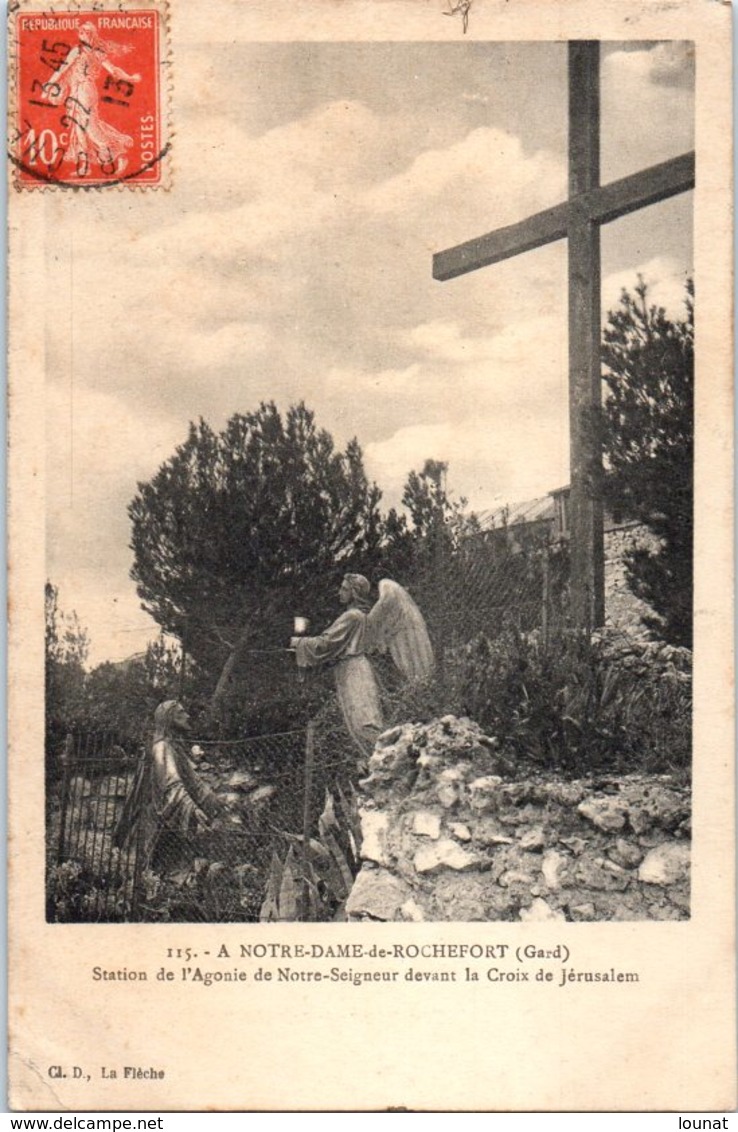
{"left": 290, "top": 574, "right": 434, "bottom": 760}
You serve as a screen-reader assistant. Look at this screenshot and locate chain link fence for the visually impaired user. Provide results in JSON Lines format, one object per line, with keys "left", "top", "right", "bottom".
{"left": 47, "top": 724, "right": 355, "bottom": 924}
{"left": 46, "top": 524, "right": 575, "bottom": 923}
{"left": 404, "top": 526, "right": 570, "bottom": 695}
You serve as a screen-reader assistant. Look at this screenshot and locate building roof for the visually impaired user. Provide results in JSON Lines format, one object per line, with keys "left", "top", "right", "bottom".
{"left": 477, "top": 494, "right": 556, "bottom": 532}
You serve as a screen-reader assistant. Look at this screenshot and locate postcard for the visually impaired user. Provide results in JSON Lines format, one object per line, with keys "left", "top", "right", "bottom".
{"left": 7, "top": 0, "right": 734, "bottom": 1112}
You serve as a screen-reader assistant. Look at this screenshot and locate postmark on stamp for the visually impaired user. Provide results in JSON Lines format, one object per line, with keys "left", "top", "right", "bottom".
{"left": 10, "top": 4, "right": 170, "bottom": 189}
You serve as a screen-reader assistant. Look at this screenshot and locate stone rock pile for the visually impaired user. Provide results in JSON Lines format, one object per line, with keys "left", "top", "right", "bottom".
{"left": 347, "top": 715, "right": 690, "bottom": 923}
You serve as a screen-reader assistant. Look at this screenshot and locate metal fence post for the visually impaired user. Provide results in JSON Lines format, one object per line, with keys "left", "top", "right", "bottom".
{"left": 542, "top": 544, "right": 550, "bottom": 650}
{"left": 129, "top": 755, "right": 150, "bottom": 922}
{"left": 56, "top": 733, "right": 74, "bottom": 864}
{"left": 302, "top": 721, "right": 316, "bottom": 920}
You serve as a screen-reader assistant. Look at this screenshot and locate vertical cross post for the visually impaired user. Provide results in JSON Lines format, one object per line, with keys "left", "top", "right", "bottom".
{"left": 433, "top": 42, "right": 693, "bottom": 635}
{"left": 568, "top": 41, "right": 604, "bottom": 632}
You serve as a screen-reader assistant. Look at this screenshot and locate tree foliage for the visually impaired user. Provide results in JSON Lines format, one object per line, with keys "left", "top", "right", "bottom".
{"left": 45, "top": 580, "right": 189, "bottom": 746}
{"left": 601, "top": 277, "right": 693, "bottom": 647}
{"left": 45, "top": 582, "right": 89, "bottom": 736}
{"left": 84, "top": 636, "right": 186, "bottom": 740}
{"left": 377, "top": 459, "right": 481, "bottom": 578}
{"left": 128, "top": 402, "right": 386, "bottom": 717}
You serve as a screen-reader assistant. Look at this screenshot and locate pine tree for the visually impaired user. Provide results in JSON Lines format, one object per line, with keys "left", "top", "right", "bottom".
{"left": 601, "top": 277, "right": 693, "bottom": 647}
{"left": 128, "top": 402, "right": 385, "bottom": 717}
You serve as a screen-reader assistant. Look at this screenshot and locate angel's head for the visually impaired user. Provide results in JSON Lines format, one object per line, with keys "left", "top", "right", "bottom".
{"left": 340, "top": 573, "right": 371, "bottom": 610}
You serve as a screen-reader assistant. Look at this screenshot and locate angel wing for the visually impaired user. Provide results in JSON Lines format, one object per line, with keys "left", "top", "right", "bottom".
{"left": 366, "top": 579, "right": 434, "bottom": 682}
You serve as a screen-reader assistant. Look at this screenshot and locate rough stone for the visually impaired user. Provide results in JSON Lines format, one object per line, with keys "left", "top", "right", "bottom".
{"left": 497, "top": 803, "right": 544, "bottom": 826}
{"left": 429, "top": 874, "right": 497, "bottom": 921}
{"left": 575, "top": 856, "right": 630, "bottom": 892}
{"left": 628, "top": 808, "right": 653, "bottom": 836}
{"left": 359, "top": 810, "right": 391, "bottom": 865}
{"left": 519, "top": 897, "right": 566, "bottom": 923}
{"left": 362, "top": 723, "right": 417, "bottom": 788}
{"left": 351, "top": 716, "right": 691, "bottom": 922}
{"left": 623, "top": 784, "right": 689, "bottom": 835}
{"left": 416, "top": 751, "right": 444, "bottom": 774}
{"left": 249, "top": 784, "right": 277, "bottom": 806}
{"left": 608, "top": 839, "right": 644, "bottom": 869}
{"left": 610, "top": 900, "right": 651, "bottom": 921}
{"left": 648, "top": 901, "right": 685, "bottom": 921}
{"left": 569, "top": 902, "right": 597, "bottom": 922}
{"left": 577, "top": 798, "right": 627, "bottom": 832}
{"left": 399, "top": 899, "right": 426, "bottom": 922}
{"left": 499, "top": 869, "right": 537, "bottom": 889}
{"left": 668, "top": 886, "right": 691, "bottom": 911}
{"left": 449, "top": 822, "right": 472, "bottom": 842}
{"left": 376, "top": 725, "right": 403, "bottom": 748}
{"left": 436, "top": 768, "right": 464, "bottom": 809}
{"left": 542, "top": 850, "right": 565, "bottom": 891}
{"left": 472, "top": 816, "right": 513, "bottom": 846}
{"left": 519, "top": 826, "right": 547, "bottom": 852}
{"left": 411, "top": 811, "right": 441, "bottom": 840}
{"left": 414, "top": 839, "right": 480, "bottom": 874}
{"left": 498, "top": 782, "right": 533, "bottom": 805}
{"left": 638, "top": 842, "right": 690, "bottom": 886}
{"left": 543, "top": 781, "right": 587, "bottom": 807}
{"left": 468, "top": 775, "right": 503, "bottom": 813}
{"left": 345, "top": 868, "right": 412, "bottom": 921}
{"left": 226, "top": 770, "right": 258, "bottom": 792}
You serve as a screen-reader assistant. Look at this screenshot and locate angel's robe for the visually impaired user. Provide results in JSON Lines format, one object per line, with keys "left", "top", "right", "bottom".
{"left": 295, "top": 607, "right": 384, "bottom": 758}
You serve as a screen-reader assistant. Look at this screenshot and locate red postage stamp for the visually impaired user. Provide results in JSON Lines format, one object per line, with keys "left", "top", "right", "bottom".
{"left": 11, "top": 4, "right": 169, "bottom": 188}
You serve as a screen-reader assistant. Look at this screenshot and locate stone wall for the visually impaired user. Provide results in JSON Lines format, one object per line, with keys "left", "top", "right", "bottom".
{"left": 604, "top": 522, "right": 661, "bottom": 638}
{"left": 347, "top": 716, "right": 690, "bottom": 924}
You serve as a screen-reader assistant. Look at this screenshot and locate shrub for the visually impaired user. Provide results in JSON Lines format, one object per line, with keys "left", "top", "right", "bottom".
{"left": 47, "top": 858, "right": 133, "bottom": 922}
{"left": 451, "top": 627, "right": 691, "bottom": 776}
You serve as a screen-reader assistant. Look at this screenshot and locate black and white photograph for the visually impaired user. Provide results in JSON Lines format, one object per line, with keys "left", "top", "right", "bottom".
{"left": 42, "top": 34, "right": 695, "bottom": 927}
{"left": 8, "top": 0, "right": 734, "bottom": 1113}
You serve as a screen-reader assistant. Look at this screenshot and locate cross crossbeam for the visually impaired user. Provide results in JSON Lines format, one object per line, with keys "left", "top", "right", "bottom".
{"left": 432, "top": 151, "right": 695, "bottom": 282}
{"left": 432, "top": 41, "right": 694, "bottom": 631}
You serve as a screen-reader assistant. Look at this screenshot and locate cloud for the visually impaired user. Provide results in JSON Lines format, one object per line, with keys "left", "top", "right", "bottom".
{"left": 46, "top": 385, "right": 186, "bottom": 664}
{"left": 363, "top": 127, "right": 565, "bottom": 235}
{"left": 47, "top": 384, "right": 185, "bottom": 578}
{"left": 365, "top": 411, "right": 570, "bottom": 515}
{"left": 604, "top": 42, "right": 695, "bottom": 89}
{"left": 130, "top": 114, "right": 566, "bottom": 285}
{"left": 331, "top": 308, "right": 569, "bottom": 515}
{"left": 602, "top": 257, "right": 692, "bottom": 320}
{"left": 601, "top": 44, "right": 694, "bottom": 179}
{"left": 158, "top": 321, "right": 270, "bottom": 371}
{"left": 129, "top": 100, "right": 384, "bottom": 265}
{"left": 326, "top": 361, "right": 423, "bottom": 401}
{"left": 406, "top": 320, "right": 489, "bottom": 363}
{"left": 406, "top": 314, "right": 564, "bottom": 371}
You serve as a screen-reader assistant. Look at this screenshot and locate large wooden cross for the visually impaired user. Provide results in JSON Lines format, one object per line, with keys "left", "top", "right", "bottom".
{"left": 433, "top": 41, "right": 694, "bottom": 631}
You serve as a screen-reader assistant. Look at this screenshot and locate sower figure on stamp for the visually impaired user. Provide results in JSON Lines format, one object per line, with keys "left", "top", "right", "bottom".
{"left": 114, "top": 699, "right": 227, "bottom": 871}
{"left": 42, "top": 22, "right": 141, "bottom": 175}
{"left": 291, "top": 573, "right": 434, "bottom": 764}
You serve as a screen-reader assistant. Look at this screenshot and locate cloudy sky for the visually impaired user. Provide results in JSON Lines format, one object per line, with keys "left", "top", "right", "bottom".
{"left": 43, "top": 37, "right": 694, "bottom": 665}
